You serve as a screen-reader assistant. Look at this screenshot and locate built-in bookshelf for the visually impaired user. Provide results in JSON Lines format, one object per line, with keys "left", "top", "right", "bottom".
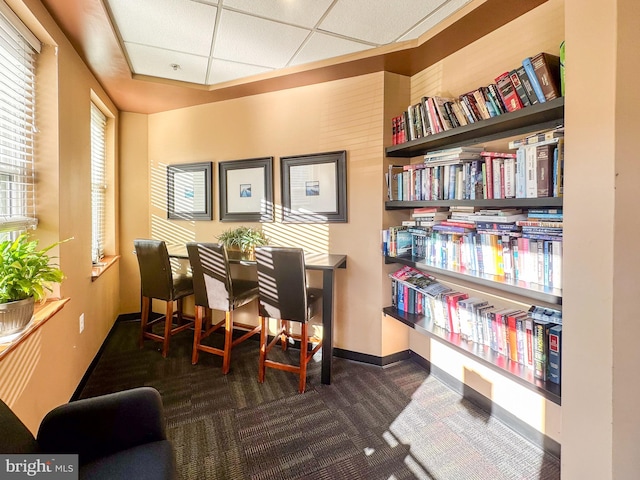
{"left": 383, "top": 306, "right": 561, "bottom": 404}
{"left": 383, "top": 96, "right": 564, "bottom": 403}
{"left": 386, "top": 97, "right": 564, "bottom": 158}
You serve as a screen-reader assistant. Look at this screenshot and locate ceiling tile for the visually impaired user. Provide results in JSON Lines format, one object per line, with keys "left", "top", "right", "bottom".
{"left": 106, "top": 0, "right": 217, "bottom": 56}
{"left": 214, "top": 10, "right": 310, "bottom": 68}
{"left": 222, "top": 0, "right": 334, "bottom": 28}
{"left": 126, "top": 42, "right": 209, "bottom": 84}
{"left": 319, "top": 0, "right": 447, "bottom": 45}
{"left": 289, "top": 32, "right": 372, "bottom": 67}
{"left": 206, "top": 59, "right": 273, "bottom": 85}
{"left": 398, "top": 0, "right": 472, "bottom": 41}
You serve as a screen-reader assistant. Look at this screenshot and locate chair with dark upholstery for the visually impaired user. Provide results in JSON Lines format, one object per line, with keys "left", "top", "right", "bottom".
{"left": 186, "top": 242, "right": 260, "bottom": 373}
{"left": 0, "top": 387, "right": 177, "bottom": 480}
{"left": 255, "top": 246, "right": 323, "bottom": 393}
{"left": 134, "top": 239, "right": 194, "bottom": 357}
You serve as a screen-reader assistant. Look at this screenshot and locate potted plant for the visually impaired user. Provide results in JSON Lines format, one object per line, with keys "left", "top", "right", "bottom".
{"left": 216, "top": 226, "right": 269, "bottom": 260}
{"left": 0, "top": 233, "right": 67, "bottom": 338}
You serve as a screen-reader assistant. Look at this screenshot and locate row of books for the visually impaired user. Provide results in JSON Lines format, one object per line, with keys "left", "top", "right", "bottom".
{"left": 391, "top": 51, "right": 562, "bottom": 145}
{"left": 383, "top": 208, "right": 563, "bottom": 289}
{"left": 390, "top": 266, "right": 562, "bottom": 384}
{"left": 387, "top": 135, "right": 564, "bottom": 201}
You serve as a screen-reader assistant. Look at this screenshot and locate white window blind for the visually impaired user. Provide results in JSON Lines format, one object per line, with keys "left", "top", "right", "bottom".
{"left": 90, "top": 103, "right": 107, "bottom": 263}
{"left": 0, "top": 3, "right": 39, "bottom": 236}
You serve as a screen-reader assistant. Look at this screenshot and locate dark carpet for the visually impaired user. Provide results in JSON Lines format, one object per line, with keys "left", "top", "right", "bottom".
{"left": 79, "top": 320, "right": 560, "bottom": 480}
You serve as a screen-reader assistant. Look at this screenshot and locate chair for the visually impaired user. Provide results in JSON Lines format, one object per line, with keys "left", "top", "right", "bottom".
{"left": 186, "top": 242, "right": 260, "bottom": 373}
{"left": 0, "top": 387, "right": 177, "bottom": 480}
{"left": 255, "top": 246, "right": 323, "bottom": 393}
{"left": 134, "top": 239, "right": 194, "bottom": 357}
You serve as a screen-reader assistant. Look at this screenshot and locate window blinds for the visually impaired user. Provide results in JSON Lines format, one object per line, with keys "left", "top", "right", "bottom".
{"left": 0, "top": 3, "right": 39, "bottom": 234}
{"left": 90, "top": 103, "right": 107, "bottom": 263}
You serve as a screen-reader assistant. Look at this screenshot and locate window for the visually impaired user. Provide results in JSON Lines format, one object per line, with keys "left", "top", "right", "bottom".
{"left": 0, "top": 2, "right": 40, "bottom": 240}
{"left": 90, "top": 102, "right": 107, "bottom": 264}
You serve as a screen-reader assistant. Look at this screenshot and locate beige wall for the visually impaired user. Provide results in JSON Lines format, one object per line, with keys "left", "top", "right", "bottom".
{"left": 0, "top": 0, "right": 121, "bottom": 433}
{"left": 119, "top": 73, "right": 389, "bottom": 355}
{"left": 564, "top": 0, "right": 640, "bottom": 478}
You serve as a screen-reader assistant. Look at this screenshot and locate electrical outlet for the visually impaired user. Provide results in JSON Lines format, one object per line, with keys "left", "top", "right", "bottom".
{"left": 79, "top": 313, "right": 85, "bottom": 333}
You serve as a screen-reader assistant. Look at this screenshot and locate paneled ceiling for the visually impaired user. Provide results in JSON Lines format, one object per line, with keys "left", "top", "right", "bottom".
{"left": 103, "top": 0, "right": 471, "bottom": 86}
{"left": 36, "top": 0, "right": 547, "bottom": 113}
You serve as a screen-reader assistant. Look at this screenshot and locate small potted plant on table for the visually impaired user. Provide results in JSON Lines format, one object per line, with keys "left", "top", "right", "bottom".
{"left": 216, "top": 226, "right": 269, "bottom": 260}
{"left": 0, "top": 234, "right": 66, "bottom": 338}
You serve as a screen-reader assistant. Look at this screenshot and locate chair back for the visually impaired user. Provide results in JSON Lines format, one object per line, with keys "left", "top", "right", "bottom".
{"left": 255, "top": 246, "right": 307, "bottom": 323}
{"left": 186, "top": 242, "right": 233, "bottom": 311}
{"left": 134, "top": 239, "right": 174, "bottom": 301}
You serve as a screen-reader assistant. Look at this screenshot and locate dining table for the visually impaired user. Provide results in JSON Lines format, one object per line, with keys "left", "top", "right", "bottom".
{"left": 168, "top": 245, "right": 347, "bottom": 385}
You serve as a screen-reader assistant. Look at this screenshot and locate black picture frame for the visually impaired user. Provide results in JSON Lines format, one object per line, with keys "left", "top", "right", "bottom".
{"left": 219, "top": 157, "right": 274, "bottom": 222}
{"left": 167, "top": 162, "right": 213, "bottom": 220}
{"left": 280, "top": 151, "right": 347, "bottom": 223}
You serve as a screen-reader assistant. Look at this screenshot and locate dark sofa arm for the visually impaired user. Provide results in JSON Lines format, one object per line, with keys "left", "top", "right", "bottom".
{"left": 37, "top": 387, "right": 168, "bottom": 464}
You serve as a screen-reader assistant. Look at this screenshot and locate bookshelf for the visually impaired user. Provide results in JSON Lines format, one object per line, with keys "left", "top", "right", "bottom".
{"left": 382, "top": 306, "right": 561, "bottom": 404}
{"left": 383, "top": 97, "right": 564, "bottom": 403}
{"left": 386, "top": 97, "right": 564, "bottom": 158}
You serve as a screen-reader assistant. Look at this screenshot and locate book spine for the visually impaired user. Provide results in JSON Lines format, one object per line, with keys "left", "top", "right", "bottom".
{"left": 536, "top": 144, "right": 554, "bottom": 197}
{"left": 509, "top": 69, "right": 532, "bottom": 107}
{"left": 533, "top": 319, "right": 550, "bottom": 380}
{"left": 548, "top": 325, "right": 562, "bottom": 384}
{"left": 531, "top": 52, "right": 561, "bottom": 102}
{"left": 522, "top": 57, "right": 546, "bottom": 103}
{"left": 524, "top": 145, "right": 537, "bottom": 198}
{"left": 495, "top": 72, "right": 523, "bottom": 112}
{"left": 516, "top": 65, "right": 539, "bottom": 105}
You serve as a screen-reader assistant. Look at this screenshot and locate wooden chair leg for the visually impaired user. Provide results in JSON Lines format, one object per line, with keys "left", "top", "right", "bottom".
{"left": 140, "top": 296, "right": 150, "bottom": 349}
{"left": 299, "top": 322, "right": 308, "bottom": 394}
{"left": 281, "top": 320, "right": 289, "bottom": 351}
{"left": 162, "top": 301, "right": 174, "bottom": 358}
{"left": 258, "top": 316, "right": 267, "bottom": 384}
{"left": 176, "top": 297, "right": 184, "bottom": 324}
{"left": 222, "top": 310, "right": 233, "bottom": 374}
{"left": 192, "top": 305, "right": 204, "bottom": 365}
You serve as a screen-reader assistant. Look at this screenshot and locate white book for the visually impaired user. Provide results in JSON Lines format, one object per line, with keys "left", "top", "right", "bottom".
{"left": 503, "top": 157, "right": 516, "bottom": 198}
{"left": 515, "top": 147, "right": 527, "bottom": 198}
{"left": 524, "top": 145, "right": 537, "bottom": 198}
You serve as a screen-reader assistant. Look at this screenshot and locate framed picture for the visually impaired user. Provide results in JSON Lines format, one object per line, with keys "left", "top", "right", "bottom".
{"left": 280, "top": 151, "right": 347, "bottom": 223}
{"left": 167, "top": 162, "right": 213, "bottom": 220}
{"left": 219, "top": 157, "right": 273, "bottom": 222}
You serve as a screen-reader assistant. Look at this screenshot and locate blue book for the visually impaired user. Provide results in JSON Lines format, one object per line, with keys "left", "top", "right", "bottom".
{"left": 548, "top": 324, "right": 562, "bottom": 384}
{"left": 522, "top": 57, "right": 546, "bottom": 103}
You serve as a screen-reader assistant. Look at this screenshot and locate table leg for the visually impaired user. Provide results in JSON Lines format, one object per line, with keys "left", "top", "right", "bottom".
{"left": 321, "top": 269, "right": 334, "bottom": 385}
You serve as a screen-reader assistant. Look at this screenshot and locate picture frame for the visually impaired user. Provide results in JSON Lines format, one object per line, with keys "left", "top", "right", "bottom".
{"left": 219, "top": 157, "right": 274, "bottom": 222}
{"left": 280, "top": 151, "right": 347, "bottom": 223}
{"left": 167, "top": 161, "right": 213, "bottom": 220}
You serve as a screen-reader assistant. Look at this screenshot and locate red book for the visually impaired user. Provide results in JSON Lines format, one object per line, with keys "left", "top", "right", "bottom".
{"left": 507, "top": 311, "right": 527, "bottom": 363}
{"left": 495, "top": 71, "right": 524, "bottom": 112}
{"left": 446, "top": 292, "right": 468, "bottom": 333}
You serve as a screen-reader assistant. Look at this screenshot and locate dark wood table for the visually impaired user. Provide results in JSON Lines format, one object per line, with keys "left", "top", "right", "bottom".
{"left": 168, "top": 246, "right": 347, "bottom": 385}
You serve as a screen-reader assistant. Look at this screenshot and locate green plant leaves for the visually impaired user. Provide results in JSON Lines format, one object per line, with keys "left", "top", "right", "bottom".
{"left": 216, "top": 227, "right": 269, "bottom": 252}
{"left": 0, "top": 233, "right": 66, "bottom": 304}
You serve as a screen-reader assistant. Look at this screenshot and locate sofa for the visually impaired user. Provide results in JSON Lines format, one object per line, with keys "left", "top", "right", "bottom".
{"left": 0, "top": 387, "right": 177, "bottom": 480}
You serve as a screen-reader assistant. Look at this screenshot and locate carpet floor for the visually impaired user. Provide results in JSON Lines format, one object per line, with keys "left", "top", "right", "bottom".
{"left": 78, "top": 320, "right": 560, "bottom": 480}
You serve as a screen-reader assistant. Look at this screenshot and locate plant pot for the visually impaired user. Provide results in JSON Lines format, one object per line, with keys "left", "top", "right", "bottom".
{"left": 0, "top": 297, "right": 35, "bottom": 338}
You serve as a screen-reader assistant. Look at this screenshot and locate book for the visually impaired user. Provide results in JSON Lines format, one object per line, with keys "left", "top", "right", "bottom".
{"left": 516, "top": 65, "right": 539, "bottom": 105}
{"left": 531, "top": 52, "right": 561, "bottom": 101}
{"left": 559, "top": 40, "right": 565, "bottom": 96}
{"left": 536, "top": 143, "right": 555, "bottom": 197}
{"left": 386, "top": 165, "right": 404, "bottom": 200}
{"left": 495, "top": 72, "right": 523, "bottom": 112}
{"left": 508, "top": 127, "right": 564, "bottom": 149}
{"left": 522, "top": 56, "right": 546, "bottom": 103}
{"left": 509, "top": 69, "right": 531, "bottom": 107}
{"left": 548, "top": 324, "right": 562, "bottom": 384}
{"left": 533, "top": 319, "right": 551, "bottom": 380}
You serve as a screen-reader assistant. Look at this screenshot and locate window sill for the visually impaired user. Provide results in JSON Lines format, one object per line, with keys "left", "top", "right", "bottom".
{"left": 91, "top": 255, "right": 120, "bottom": 281}
{"left": 0, "top": 298, "right": 70, "bottom": 360}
